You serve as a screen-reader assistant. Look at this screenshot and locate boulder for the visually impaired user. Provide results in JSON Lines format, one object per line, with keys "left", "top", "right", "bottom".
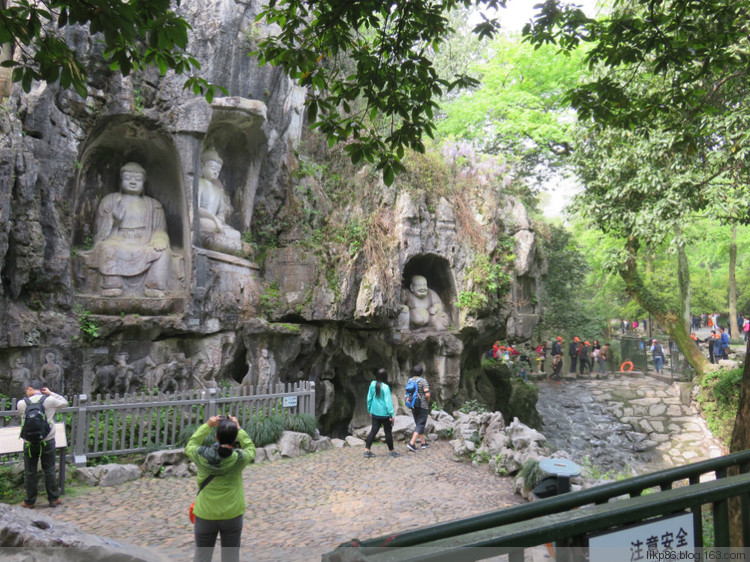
{"left": 142, "top": 449, "right": 189, "bottom": 476}
{"left": 0, "top": 503, "right": 166, "bottom": 560}
{"left": 311, "top": 436, "right": 333, "bottom": 452}
{"left": 278, "top": 431, "right": 314, "bottom": 458}
{"left": 345, "top": 436, "right": 365, "bottom": 447}
{"left": 262, "top": 444, "right": 281, "bottom": 462}
{"left": 331, "top": 438, "right": 346, "bottom": 448}
{"left": 506, "top": 418, "right": 546, "bottom": 450}
{"left": 74, "top": 464, "right": 142, "bottom": 487}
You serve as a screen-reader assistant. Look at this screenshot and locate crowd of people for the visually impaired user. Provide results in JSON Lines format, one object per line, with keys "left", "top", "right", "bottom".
{"left": 484, "top": 337, "right": 613, "bottom": 381}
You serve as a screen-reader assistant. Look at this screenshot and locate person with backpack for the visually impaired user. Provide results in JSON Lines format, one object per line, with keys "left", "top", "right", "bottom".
{"left": 186, "top": 414, "right": 255, "bottom": 562}
{"left": 17, "top": 379, "right": 68, "bottom": 509}
{"left": 364, "top": 368, "right": 399, "bottom": 458}
{"left": 405, "top": 365, "right": 431, "bottom": 453}
{"left": 650, "top": 339, "right": 665, "bottom": 374}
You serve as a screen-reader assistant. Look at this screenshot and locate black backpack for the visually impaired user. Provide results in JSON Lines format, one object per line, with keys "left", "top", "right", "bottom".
{"left": 20, "top": 396, "right": 51, "bottom": 443}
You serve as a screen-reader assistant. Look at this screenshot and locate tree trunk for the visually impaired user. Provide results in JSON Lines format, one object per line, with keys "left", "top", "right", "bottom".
{"left": 728, "top": 225, "right": 738, "bottom": 338}
{"left": 619, "top": 238, "right": 708, "bottom": 377}
{"left": 728, "top": 342, "right": 750, "bottom": 545}
{"left": 676, "top": 233, "right": 691, "bottom": 335}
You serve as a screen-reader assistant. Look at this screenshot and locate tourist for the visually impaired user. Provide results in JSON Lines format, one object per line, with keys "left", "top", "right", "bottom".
{"left": 578, "top": 341, "right": 591, "bottom": 375}
{"left": 717, "top": 326, "right": 730, "bottom": 360}
{"left": 406, "top": 365, "right": 431, "bottom": 452}
{"left": 598, "top": 343, "right": 610, "bottom": 374}
{"left": 364, "top": 368, "right": 398, "bottom": 458}
{"left": 744, "top": 316, "right": 750, "bottom": 342}
{"left": 706, "top": 330, "right": 717, "bottom": 363}
{"left": 550, "top": 337, "right": 563, "bottom": 381}
{"left": 568, "top": 337, "right": 580, "bottom": 373}
{"left": 18, "top": 380, "right": 68, "bottom": 509}
{"left": 535, "top": 341, "right": 547, "bottom": 373}
{"left": 186, "top": 414, "right": 256, "bottom": 562}
{"left": 650, "top": 339, "right": 665, "bottom": 375}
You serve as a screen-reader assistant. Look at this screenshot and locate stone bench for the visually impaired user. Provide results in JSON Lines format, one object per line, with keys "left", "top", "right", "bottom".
{"left": 0, "top": 424, "right": 68, "bottom": 494}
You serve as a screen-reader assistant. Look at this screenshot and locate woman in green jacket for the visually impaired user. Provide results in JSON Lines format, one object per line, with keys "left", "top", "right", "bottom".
{"left": 186, "top": 414, "right": 255, "bottom": 562}
{"left": 364, "top": 368, "right": 399, "bottom": 458}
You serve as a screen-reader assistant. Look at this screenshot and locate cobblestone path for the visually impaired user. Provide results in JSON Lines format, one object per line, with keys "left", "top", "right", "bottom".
{"left": 50, "top": 440, "right": 521, "bottom": 561}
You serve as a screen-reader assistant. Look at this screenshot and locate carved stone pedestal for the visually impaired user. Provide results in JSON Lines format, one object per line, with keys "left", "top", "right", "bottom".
{"left": 76, "top": 295, "right": 186, "bottom": 316}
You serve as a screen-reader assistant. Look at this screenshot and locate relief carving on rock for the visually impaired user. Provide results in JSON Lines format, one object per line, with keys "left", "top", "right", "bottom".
{"left": 38, "top": 351, "right": 63, "bottom": 392}
{"left": 400, "top": 275, "right": 449, "bottom": 330}
{"left": 77, "top": 161, "right": 185, "bottom": 314}
{"left": 198, "top": 150, "right": 251, "bottom": 257}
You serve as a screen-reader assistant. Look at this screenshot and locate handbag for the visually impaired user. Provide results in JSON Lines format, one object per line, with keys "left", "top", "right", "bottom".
{"left": 189, "top": 475, "right": 215, "bottom": 524}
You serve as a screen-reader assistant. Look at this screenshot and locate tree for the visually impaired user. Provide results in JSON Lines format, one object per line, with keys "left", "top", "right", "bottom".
{"left": 0, "top": 0, "right": 220, "bottom": 99}
{"left": 253, "top": 0, "right": 506, "bottom": 185}
{"left": 436, "top": 37, "right": 587, "bottom": 183}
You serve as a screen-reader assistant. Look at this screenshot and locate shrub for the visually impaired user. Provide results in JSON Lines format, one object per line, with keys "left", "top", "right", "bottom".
{"left": 245, "top": 414, "right": 285, "bottom": 447}
{"left": 459, "top": 399, "right": 489, "bottom": 414}
{"left": 283, "top": 413, "right": 317, "bottom": 437}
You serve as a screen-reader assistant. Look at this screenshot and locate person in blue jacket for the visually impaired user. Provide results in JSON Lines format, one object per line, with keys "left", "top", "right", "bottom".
{"left": 364, "top": 368, "right": 399, "bottom": 458}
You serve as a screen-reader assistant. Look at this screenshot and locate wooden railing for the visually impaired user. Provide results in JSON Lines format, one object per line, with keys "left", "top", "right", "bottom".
{"left": 0, "top": 382, "right": 315, "bottom": 466}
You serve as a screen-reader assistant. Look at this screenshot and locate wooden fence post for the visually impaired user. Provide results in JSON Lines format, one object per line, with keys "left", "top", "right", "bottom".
{"left": 73, "top": 394, "right": 88, "bottom": 467}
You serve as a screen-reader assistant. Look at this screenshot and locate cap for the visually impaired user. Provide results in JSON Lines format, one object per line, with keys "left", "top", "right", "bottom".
{"left": 652, "top": 339, "right": 657, "bottom": 343}
{"left": 584, "top": 341, "right": 590, "bottom": 346}
{"left": 556, "top": 336, "right": 563, "bottom": 341}
{"left": 574, "top": 337, "right": 580, "bottom": 342}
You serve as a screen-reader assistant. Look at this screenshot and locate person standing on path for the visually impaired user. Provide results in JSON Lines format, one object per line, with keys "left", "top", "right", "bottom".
{"left": 597, "top": 343, "right": 610, "bottom": 374}
{"left": 650, "top": 339, "right": 665, "bottom": 374}
{"left": 578, "top": 341, "right": 591, "bottom": 375}
{"left": 186, "top": 414, "right": 256, "bottom": 562}
{"left": 568, "top": 337, "right": 580, "bottom": 374}
{"left": 17, "top": 380, "right": 68, "bottom": 509}
{"left": 364, "top": 368, "right": 399, "bottom": 458}
{"left": 744, "top": 317, "right": 750, "bottom": 342}
{"left": 406, "top": 365, "right": 431, "bottom": 453}
{"left": 717, "top": 326, "right": 730, "bottom": 361}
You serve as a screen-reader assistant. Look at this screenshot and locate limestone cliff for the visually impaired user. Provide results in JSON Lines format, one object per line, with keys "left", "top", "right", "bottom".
{"left": 0, "top": 0, "right": 545, "bottom": 435}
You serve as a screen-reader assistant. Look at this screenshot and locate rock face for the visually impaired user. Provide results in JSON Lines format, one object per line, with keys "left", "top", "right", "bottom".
{"left": 0, "top": 0, "right": 545, "bottom": 436}
{"left": 0, "top": 503, "right": 166, "bottom": 561}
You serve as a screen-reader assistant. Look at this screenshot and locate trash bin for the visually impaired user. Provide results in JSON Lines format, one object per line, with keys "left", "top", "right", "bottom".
{"left": 532, "top": 458, "right": 582, "bottom": 499}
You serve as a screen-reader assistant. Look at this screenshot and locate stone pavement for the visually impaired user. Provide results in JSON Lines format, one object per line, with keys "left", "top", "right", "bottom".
{"left": 48, "top": 440, "right": 522, "bottom": 561}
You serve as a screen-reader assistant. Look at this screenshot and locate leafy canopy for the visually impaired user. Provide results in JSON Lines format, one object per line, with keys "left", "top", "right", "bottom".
{"left": 253, "top": 0, "right": 506, "bottom": 185}
{"left": 0, "top": 0, "right": 222, "bottom": 100}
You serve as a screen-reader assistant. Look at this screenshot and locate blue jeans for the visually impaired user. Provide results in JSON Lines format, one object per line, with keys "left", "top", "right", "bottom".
{"left": 24, "top": 439, "right": 59, "bottom": 505}
{"left": 653, "top": 356, "right": 664, "bottom": 373}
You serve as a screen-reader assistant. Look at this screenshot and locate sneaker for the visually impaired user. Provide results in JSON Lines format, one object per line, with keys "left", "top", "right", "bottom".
{"left": 20, "top": 501, "right": 34, "bottom": 509}
{"left": 406, "top": 443, "right": 417, "bottom": 453}
{"left": 420, "top": 443, "right": 430, "bottom": 449}
{"left": 363, "top": 450, "right": 376, "bottom": 458}
{"left": 49, "top": 499, "right": 62, "bottom": 508}
{"left": 389, "top": 451, "right": 401, "bottom": 457}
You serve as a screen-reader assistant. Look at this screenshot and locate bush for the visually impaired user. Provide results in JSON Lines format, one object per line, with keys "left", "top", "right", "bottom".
{"left": 459, "top": 399, "right": 489, "bottom": 414}
{"left": 698, "top": 367, "right": 742, "bottom": 447}
{"left": 245, "top": 414, "right": 285, "bottom": 447}
{"left": 282, "top": 413, "right": 317, "bottom": 437}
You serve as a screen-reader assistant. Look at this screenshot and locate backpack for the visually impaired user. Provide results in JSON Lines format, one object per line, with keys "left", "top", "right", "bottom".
{"left": 404, "top": 378, "right": 422, "bottom": 410}
{"left": 20, "top": 396, "right": 51, "bottom": 443}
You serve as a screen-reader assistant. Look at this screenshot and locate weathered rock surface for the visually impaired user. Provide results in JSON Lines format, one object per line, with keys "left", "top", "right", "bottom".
{"left": 0, "top": 503, "right": 166, "bottom": 561}
{"left": 75, "top": 464, "right": 142, "bottom": 487}
{"left": 0, "top": 0, "right": 545, "bottom": 438}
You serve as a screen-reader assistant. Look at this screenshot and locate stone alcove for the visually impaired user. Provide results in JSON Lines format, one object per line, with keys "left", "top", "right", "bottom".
{"left": 401, "top": 253, "right": 457, "bottom": 326}
{"left": 71, "top": 115, "right": 189, "bottom": 314}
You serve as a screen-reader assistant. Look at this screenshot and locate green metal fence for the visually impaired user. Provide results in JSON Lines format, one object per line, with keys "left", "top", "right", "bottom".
{"left": 620, "top": 336, "right": 650, "bottom": 372}
{"left": 323, "top": 450, "right": 750, "bottom": 561}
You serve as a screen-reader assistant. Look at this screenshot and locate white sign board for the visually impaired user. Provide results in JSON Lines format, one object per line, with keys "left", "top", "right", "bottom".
{"left": 589, "top": 512, "right": 694, "bottom": 562}
{"left": 283, "top": 396, "right": 298, "bottom": 408}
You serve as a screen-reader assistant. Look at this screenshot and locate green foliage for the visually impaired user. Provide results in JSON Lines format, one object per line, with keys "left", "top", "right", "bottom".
{"left": 456, "top": 291, "right": 487, "bottom": 310}
{"left": 253, "top": 0, "right": 504, "bottom": 185}
{"left": 698, "top": 367, "right": 743, "bottom": 448}
{"left": 459, "top": 399, "right": 489, "bottom": 414}
{"left": 0, "top": 0, "right": 224, "bottom": 100}
{"left": 261, "top": 281, "right": 282, "bottom": 318}
{"left": 437, "top": 37, "right": 586, "bottom": 182}
{"left": 458, "top": 238, "right": 515, "bottom": 312}
{"left": 244, "top": 414, "right": 285, "bottom": 448}
{"left": 282, "top": 413, "right": 317, "bottom": 437}
{"left": 74, "top": 305, "right": 99, "bottom": 343}
{"left": 518, "top": 459, "right": 545, "bottom": 490}
{"left": 437, "top": 427, "right": 454, "bottom": 440}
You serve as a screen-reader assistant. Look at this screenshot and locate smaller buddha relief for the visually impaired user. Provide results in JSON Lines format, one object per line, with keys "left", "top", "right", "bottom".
{"left": 198, "top": 149, "right": 253, "bottom": 257}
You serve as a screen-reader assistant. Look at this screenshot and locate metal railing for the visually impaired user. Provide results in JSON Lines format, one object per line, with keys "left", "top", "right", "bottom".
{"left": 323, "top": 449, "right": 750, "bottom": 561}
{"left": 1, "top": 382, "right": 315, "bottom": 465}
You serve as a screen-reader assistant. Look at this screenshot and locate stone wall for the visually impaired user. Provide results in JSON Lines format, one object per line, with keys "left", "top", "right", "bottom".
{"left": 0, "top": 0, "right": 545, "bottom": 435}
